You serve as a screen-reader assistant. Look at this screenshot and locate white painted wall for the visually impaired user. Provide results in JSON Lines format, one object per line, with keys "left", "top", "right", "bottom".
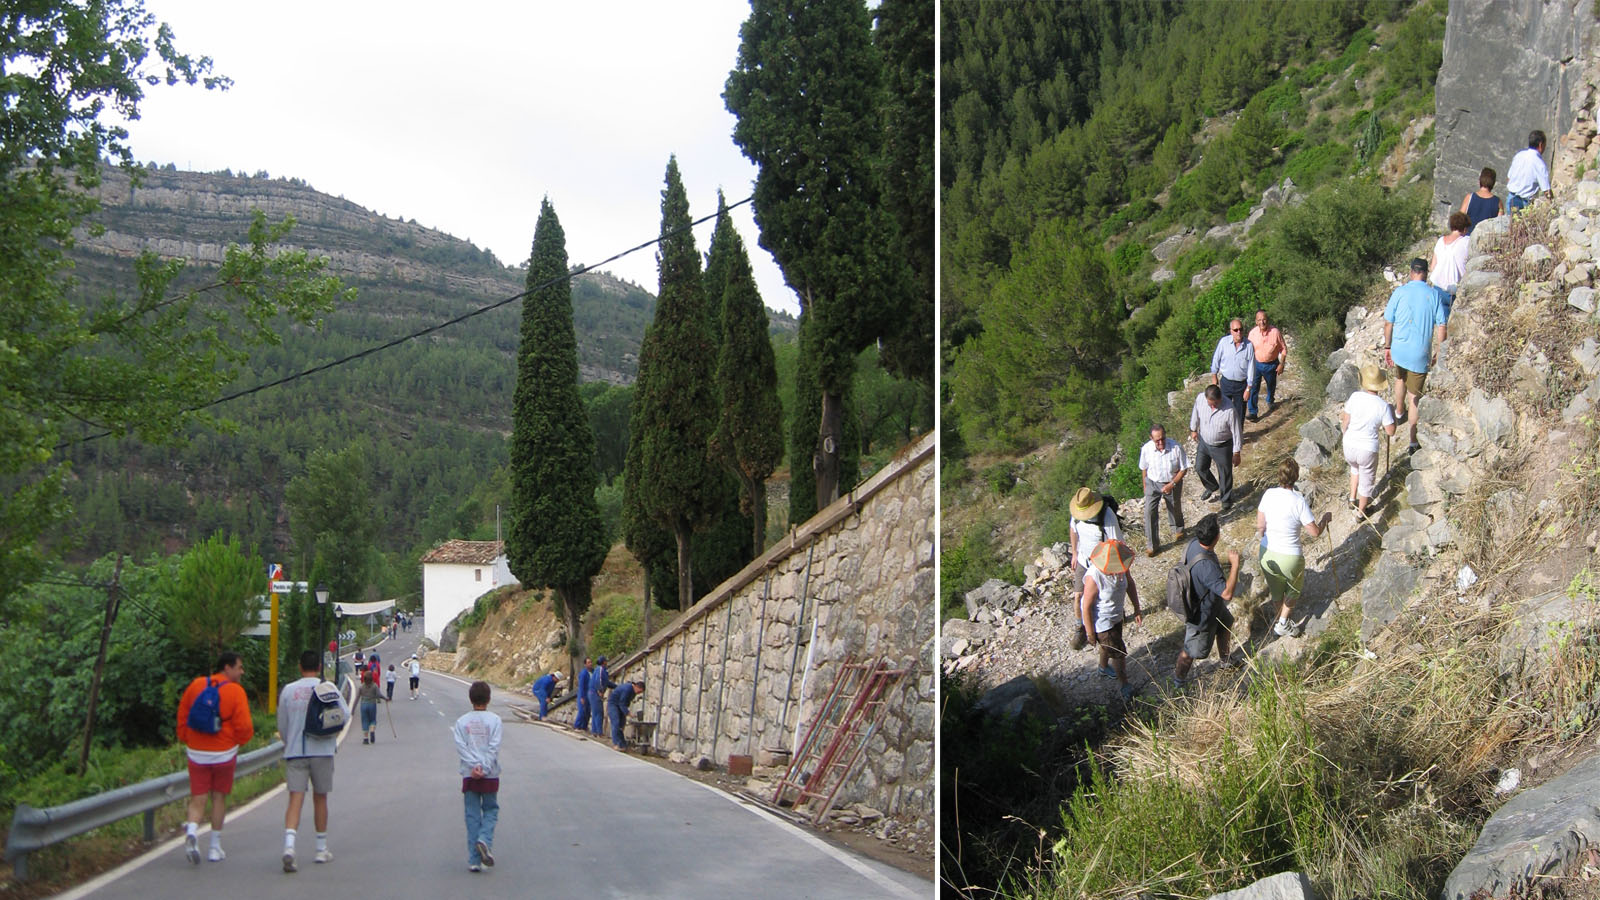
{"left": 423, "top": 556, "right": 518, "bottom": 643}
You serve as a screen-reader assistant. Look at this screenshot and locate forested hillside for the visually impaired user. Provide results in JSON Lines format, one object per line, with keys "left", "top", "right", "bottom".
{"left": 941, "top": 0, "right": 1442, "bottom": 573}
{"left": 52, "top": 165, "right": 803, "bottom": 595}
{"left": 940, "top": 0, "right": 1449, "bottom": 894}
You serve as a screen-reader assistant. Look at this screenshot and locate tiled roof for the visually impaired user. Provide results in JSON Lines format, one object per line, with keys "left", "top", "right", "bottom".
{"left": 419, "top": 539, "right": 504, "bottom": 566}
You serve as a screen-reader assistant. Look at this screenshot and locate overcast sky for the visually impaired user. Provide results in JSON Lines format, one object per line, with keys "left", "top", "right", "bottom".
{"left": 126, "top": 0, "right": 797, "bottom": 314}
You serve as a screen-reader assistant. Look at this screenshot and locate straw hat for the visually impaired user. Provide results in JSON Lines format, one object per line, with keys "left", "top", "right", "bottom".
{"left": 1359, "top": 363, "right": 1388, "bottom": 393}
{"left": 1088, "top": 540, "right": 1134, "bottom": 576}
{"left": 1069, "top": 487, "right": 1104, "bottom": 521}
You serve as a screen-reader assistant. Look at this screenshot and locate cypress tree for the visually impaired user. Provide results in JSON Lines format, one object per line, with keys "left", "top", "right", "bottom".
{"left": 707, "top": 204, "right": 783, "bottom": 553}
{"left": 726, "top": 0, "right": 906, "bottom": 509}
{"left": 874, "top": 0, "right": 935, "bottom": 386}
{"left": 505, "top": 198, "right": 608, "bottom": 671}
{"left": 626, "top": 157, "right": 719, "bottom": 611}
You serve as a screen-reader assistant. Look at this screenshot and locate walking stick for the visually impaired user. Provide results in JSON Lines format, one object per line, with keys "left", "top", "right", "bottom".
{"left": 385, "top": 695, "right": 397, "bottom": 739}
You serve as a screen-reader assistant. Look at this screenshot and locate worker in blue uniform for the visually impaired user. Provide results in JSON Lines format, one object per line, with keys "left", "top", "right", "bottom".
{"left": 529, "top": 671, "right": 562, "bottom": 720}
{"left": 607, "top": 680, "right": 644, "bottom": 750}
{"left": 573, "top": 658, "right": 592, "bottom": 731}
{"left": 589, "top": 655, "right": 615, "bottom": 736}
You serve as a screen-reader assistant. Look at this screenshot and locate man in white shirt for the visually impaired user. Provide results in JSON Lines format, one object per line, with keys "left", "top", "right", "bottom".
{"left": 1506, "top": 129, "right": 1552, "bottom": 213}
{"left": 1137, "top": 424, "right": 1187, "bottom": 555}
{"left": 277, "top": 650, "right": 349, "bottom": 872}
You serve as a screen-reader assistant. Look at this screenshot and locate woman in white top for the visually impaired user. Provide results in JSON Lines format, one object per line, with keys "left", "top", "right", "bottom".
{"left": 1341, "top": 364, "right": 1398, "bottom": 516}
{"left": 1077, "top": 540, "right": 1141, "bottom": 698}
{"left": 1256, "top": 458, "right": 1332, "bottom": 638}
{"left": 1067, "top": 487, "right": 1123, "bottom": 648}
{"left": 1428, "top": 211, "right": 1471, "bottom": 318}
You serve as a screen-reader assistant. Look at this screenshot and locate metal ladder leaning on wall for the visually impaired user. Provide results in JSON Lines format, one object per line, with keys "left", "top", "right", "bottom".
{"left": 771, "top": 656, "right": 908, "bottom": 826}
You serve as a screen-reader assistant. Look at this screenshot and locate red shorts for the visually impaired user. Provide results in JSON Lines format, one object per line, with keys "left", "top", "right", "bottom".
{"left": 187, "top": 758, "right": 237, "bottom": 796}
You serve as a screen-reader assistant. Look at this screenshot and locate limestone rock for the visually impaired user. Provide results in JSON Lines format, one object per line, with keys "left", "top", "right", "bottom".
{"left": 1442, "top": 753, "right": 1600, "bottom": 900}
{"left": 974, "top": 675, "right": 1053, "bottom": 724}
{"left": 1293, "top": 439, "right": 1330, "bottom": 472}
{"left": 1243, "top": 207, "right": 1266, "bottom": 233}
{"left": 1205, "top": 872, "right": 1316, "bottom": 900}
{"left": 1151, "top": 230, "right": 1193, "bottom": 263}
{"left": 941, "top": 618, "right": 994, "bottom": 647}
{"left": 1151, "top": 266, "right": 1176, "bottom": 284}
{"left": 1574, "top": 338, "right": 1600, "bottom": 377}
{"left": 1360, "top": 553, "right": 1422, "bottom": 642}
{"left": 1344, "top": 306, "right": 1370, "bottom": 333}
{"left": 1325, "top": 363, "right": 1360, "bottom": 404}
{"left": 1469, "top": 389, "right": 1515, "bottom": 448}
{"left": 1191, "top": 264, "right": 1225, "bottom": 290}
{"left": 1522, "top": 243, "right": 1553, "bottom": 266}
{"left": 1497, "top": 589, "right": 1591, "bottom": 682}
{"left": 1575, "top": 180, "right": 1600, "bottom": 212}
{"left": 1571, "top": 285, "right": 1598, "bottom": 313}
{"left": 1457, "top": 269, "right": 1504, "bottom": 295}
{"left": 1297, "top": 416, "right": 1341, "bottom": 454}
{"left": 964, "top": 578, "right": 1023, "bottom": 619}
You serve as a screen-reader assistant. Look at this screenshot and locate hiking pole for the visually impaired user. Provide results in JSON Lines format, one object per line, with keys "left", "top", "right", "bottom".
{"left": 385, "top": 696, "right": 397, "bottom": 739}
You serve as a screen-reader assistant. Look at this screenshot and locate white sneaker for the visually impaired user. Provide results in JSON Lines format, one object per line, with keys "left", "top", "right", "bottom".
{"left": 207, "top": 847, "right": 225, "bottom": 862}
{"left": 476, "top": 840, "right": 494, "bottom": 867}
{"left": 469, "top": 864, "right": 482, "bottom": 873}
{"left": 184, "top": 832, "right": 200, "bottom": 865}
{"left": 314, "top": 849, "right": 334, "bottom": 864}
{"left": 282, "top": 851, "right": 297, "bottom": 873}
{"left": 1273, "top": 618, "right": 1292, "bottom": 637}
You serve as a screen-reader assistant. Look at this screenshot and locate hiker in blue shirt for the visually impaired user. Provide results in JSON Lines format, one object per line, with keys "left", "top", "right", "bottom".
{"left": 529, "top": 672, "right": 561, "bottom": 720}
{"left": 1383, "top": 258, "right": 1450, "bottom": 454}
{"left": 1210, "top": 318, "right": 1255, "bottom": 427}
{"left": 589, "top": 656, "right": 615, "bottom": 736}
{"left": 1173, "top": 514, "right": 1241, "bottom": 685}
{"left": 573, "top": 658, "right": 592, "bottom": 731}
{"left": 606, "top": 680, "right": 644, "bottom": 750}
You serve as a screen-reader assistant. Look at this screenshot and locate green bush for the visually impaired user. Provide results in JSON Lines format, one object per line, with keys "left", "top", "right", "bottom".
{"left": 1284, "top": 142, "right": 1353, "bottom": 186}
{"left": 1111, "top": 240, "right": 1150, "bottom": 276}
{"left": 940, "top": 522, "right": 1023, "bottom": 622}
{"left": 983, "top": 461, "right": 1020, "bottom": 496}
{"left": 588, "top": 594, "right": 643, "bottom": 663}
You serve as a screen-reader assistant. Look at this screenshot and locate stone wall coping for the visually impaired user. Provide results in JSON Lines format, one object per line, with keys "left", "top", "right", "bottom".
{"left": 614, "top": 431, "right": 934, "bottom": 672}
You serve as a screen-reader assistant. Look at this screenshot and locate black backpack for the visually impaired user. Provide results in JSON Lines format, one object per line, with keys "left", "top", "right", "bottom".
{"left": 1165, "top": 550, "right": 1211, "bottom": 622}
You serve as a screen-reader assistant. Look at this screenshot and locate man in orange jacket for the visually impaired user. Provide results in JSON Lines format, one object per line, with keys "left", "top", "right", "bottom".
{"left": 176, "top": 651, "right": 255, "bottom": 863}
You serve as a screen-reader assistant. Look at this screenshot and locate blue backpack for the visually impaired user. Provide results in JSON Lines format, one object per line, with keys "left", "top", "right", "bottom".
{"left": 187, "top": 676, "right": 223, "bottom": 735}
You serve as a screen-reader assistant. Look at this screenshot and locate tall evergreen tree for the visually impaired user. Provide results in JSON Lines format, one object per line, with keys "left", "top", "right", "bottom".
{"left": 505, "top": 199, "right": 608, "bottom": 670}
{"left": 875, "top": 0, "right": 935, "bottom": 386}
{"left": 625, "top": 157, "right": 720, "bottom": 611}
{"left": 727, "top": 0, "right": 905, "bottom": 510}
{"left": 707, "top": 204, "right": 783, "bottom": 553}
{"left": 284, "top": 445, "right": 378, "bottom": 608}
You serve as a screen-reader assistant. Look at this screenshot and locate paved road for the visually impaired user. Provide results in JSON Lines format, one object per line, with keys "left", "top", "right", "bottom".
{"left": 67, "top": 630, "right": 929, "bottom": 899}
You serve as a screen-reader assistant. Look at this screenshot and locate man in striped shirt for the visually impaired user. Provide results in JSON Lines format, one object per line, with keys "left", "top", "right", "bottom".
{"left": 1138, "top": 424, "right": 1188, "bottom": 555}
{"left": 1190, "top": 384, "right": 1243, "bottom": 512}
{"left": 1211, "top": 319, "right": 1254, "bottom": 427}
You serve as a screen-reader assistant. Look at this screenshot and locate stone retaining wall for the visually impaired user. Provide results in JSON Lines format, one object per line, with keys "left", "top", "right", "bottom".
{"left": 615, "top": 433, "right": 935, "bottom": 820}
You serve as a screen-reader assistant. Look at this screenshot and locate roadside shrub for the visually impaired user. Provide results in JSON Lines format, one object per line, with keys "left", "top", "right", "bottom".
{"left": 588, "top": 593, "right": 643, "bottom": 663}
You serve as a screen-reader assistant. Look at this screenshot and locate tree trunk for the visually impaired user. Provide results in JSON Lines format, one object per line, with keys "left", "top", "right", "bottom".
{"left": 557, "top": 584, "right": 585, "bottom": 684}
{"left": 745, "top": 473, "right": 767, "bottom": 554}
{"left": 815, "top": 390, "right": 843, "bottom": 510}
{"left": 674, "top": 524, "right": 693, "bottom": 611}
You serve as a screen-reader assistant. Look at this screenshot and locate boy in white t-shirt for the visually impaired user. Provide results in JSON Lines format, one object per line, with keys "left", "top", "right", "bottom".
{"left": 1340, "top": 365, "right": 1398, "bottom": 516}
{"left": 1066, "top": 488, "right": 1123, "bottom": 650}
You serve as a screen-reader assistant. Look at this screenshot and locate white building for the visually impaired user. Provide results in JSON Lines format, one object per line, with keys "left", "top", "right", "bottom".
{"left": 420, "top": 539, "right": 518, "bottom": 644}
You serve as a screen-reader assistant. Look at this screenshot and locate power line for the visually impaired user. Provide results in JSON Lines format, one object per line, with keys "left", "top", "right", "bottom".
{"left": 58, "top": 194, "right": 754, "bottom": 450}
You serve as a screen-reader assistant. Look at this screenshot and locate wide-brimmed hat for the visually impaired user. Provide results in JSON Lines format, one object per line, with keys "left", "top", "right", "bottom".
{"left": 1069, "top": 487, "right": 1104, "bottom": 521}
{"left": 1088, "top": 540, "right": 1134, "bottom": 575}
{"left": 1359, "top": 363, "right": 1388, "bottom": 392}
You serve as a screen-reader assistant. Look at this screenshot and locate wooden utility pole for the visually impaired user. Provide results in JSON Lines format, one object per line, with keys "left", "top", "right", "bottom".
{"left": 78, "top": 554, "right": 125, "bottom": 773}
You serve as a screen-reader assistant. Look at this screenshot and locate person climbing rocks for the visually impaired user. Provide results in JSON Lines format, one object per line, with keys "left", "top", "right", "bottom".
{"left": 1068, "top": 487, "right": 1124, "bottom": 649}
{"left": 1173, "top": 514, "right": 1240, "bottom": 684}
{"left": 1255, "top": 459, "right": 1332, "bottom": 639}
{"left": 1078, "top": 540, "right": 1142, "bottom": 699}
{"left": 1506, "top": 129, "right": 1552, "bottom": 213}
{"left": 1341, "top": 364, "right": 1398, "bottom": 516}
{"left": 1383, "top": 258, "right": 1450, "bottom": 455}
{"left": 1139, "top": 423, "right": 1187, "bottom": 556}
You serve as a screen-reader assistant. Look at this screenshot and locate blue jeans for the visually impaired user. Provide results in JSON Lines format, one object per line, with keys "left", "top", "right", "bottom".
{"left": 1509, "top": 193, "right": 1531, "bottom": 214}
{"left": 1248, "top": 360, "right": 1279, "bottom": 416}
{"left": 360, "top": 701, "right": 377, "bottom": 733}
{"left": 463, "top": 790, "right": 499, "bottom": 864}
{"left": 608, "top": 698, "right": 626, "bottom": 747}
{"left": 588, "top": 691, "right": 604, "bottom": 735}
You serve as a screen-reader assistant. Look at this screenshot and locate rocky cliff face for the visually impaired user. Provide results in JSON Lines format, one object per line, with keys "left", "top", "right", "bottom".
{"left": 1433, "top": 0, "right": 1596, "bottom": 219}
{"left": 76, "top": 166, "right": 649, "bottom": 384}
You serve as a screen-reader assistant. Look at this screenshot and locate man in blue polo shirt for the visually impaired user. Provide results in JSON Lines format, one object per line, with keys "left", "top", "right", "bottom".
{"left": 1383, "top": 258, "right": 1450, "bottom": 454}
{"left": 1210, "top": 318, "right": 1254, "bottom": 427}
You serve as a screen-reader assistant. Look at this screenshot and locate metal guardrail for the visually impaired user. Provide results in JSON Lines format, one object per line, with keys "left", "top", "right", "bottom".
{"left": 5, "top": 740, "right": 283, "bottom": 881}
{"left": 5, "top": 676, "right": 354, "bottom": 882}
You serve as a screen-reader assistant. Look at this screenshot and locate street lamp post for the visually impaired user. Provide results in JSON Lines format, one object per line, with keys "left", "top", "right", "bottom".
{"left": 316, "top": 584, "right": 330, "bottom": 681}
